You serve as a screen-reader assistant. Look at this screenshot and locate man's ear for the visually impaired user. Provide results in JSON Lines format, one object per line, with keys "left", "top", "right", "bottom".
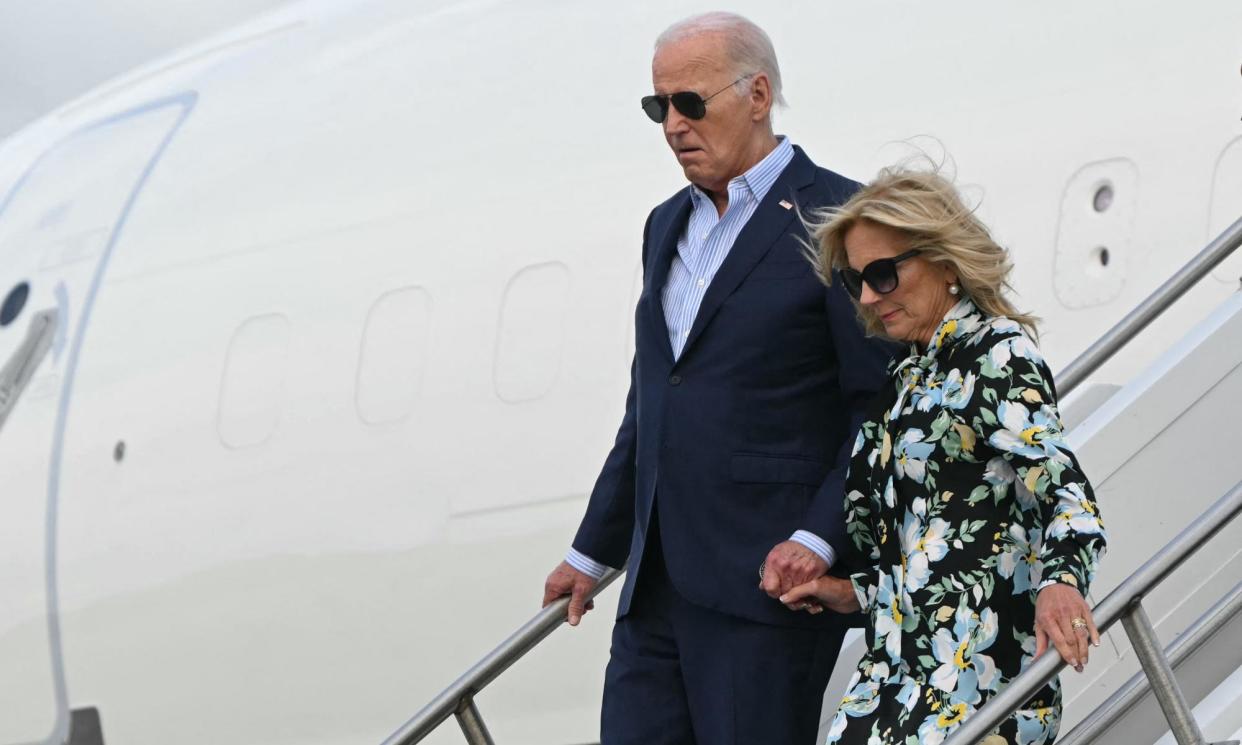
{"left": 750, "top": 74, "right": 773, "bottom": 122}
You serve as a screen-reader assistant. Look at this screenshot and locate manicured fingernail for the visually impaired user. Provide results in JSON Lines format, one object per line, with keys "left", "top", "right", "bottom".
{"left": 1093, "top": 641, "right": 1101, "bottom": 647}
{"left": 779, "top": 594, "right": 788, "bottom": 603}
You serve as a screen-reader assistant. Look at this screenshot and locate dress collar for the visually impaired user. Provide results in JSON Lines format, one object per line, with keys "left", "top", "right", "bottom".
{"left": 894, "top": 297, "right": 987, "bottom": 375}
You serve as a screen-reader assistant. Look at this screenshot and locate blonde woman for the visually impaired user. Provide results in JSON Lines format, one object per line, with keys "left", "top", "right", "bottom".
{"left": 782, "top": 168, "right": 1107, "bottom": 745}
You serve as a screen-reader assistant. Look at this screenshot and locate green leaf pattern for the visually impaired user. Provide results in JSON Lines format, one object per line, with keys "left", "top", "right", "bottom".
{"left": 829, "top": 299, "right": 1107, "bottom": 745}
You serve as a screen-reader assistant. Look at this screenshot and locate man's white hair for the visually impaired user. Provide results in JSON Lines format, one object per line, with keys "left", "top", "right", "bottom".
{"left": 655, "top": 11, "right": 787, "bottom": 109}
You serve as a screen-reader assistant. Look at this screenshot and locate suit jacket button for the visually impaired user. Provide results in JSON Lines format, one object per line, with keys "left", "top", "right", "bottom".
{"left": 669, "top": 375, "right": 682, "bottom": 386}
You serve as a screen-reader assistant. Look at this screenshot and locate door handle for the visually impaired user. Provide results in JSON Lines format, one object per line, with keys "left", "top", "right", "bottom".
{"left": 0, "top": 308, "right": 58, "bottom": 434}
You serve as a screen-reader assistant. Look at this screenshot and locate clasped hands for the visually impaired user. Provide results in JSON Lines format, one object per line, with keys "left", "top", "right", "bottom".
{"left": 767, "top": 549, "right": 1102, "bottom": 673}
{"left": 761, "top": 540, "right": 860, "bottom": 615}
{"left": 541, "top": 540, "right": 866, "bottom": 628}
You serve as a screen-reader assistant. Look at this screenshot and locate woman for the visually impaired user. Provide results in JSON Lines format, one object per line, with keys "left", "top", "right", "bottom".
{"left": 782, "top": 167, "right": 1107, "bottom": 745}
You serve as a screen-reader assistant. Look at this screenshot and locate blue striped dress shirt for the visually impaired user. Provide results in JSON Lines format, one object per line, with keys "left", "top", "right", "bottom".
{"left": 568, "top": 137, "right": 836, "bottom": 579}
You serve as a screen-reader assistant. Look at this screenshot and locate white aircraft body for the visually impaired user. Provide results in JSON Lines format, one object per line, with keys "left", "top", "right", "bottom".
{"left": 0, "top": 1, "right": 1240, "bottom": 744}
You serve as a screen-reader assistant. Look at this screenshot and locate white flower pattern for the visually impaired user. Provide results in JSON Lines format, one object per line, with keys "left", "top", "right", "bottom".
{"left": 832, "top": 299, "right": 1106, "bottom": 745}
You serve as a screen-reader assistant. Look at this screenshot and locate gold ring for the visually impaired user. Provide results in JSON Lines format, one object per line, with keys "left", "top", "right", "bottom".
{"left": 1071, "top": 617, "right": 1089, "bottom": 630}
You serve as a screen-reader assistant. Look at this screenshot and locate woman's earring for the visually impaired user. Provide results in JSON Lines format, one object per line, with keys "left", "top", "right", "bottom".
{"left": 949, "top": 283, "right": 960, "bottom": 296}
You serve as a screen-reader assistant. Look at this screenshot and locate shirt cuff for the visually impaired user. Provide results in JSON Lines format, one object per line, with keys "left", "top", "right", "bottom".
{"left": 566, "top": 547, "right": 610, "bottom": 581}
{"left": 790, "top": 530, "right": 836, "bottom": 569}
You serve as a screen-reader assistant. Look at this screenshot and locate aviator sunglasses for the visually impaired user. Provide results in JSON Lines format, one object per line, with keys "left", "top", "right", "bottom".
{"left": 840, "top": 249, "right": 921, "bottom": 300}
{"left": 641, "top": 74, "right": 754, "bottom": 123}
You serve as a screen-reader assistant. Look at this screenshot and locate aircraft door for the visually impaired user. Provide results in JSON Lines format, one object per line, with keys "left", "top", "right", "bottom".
{"left": 0, "top": 95, "right": 194, "bottom": 745}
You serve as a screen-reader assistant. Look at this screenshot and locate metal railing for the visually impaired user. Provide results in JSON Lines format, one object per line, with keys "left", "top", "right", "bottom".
{"left": 1058, "top": 577, "right": 1242, "bottom": 745}
{"left": 941, "top": 479, "right": 1242, "bottom": 745}
{"left": 380, "top": 570, "right": 622, "bottom": 745}
{"left": 385, "top": 216, "right": 1242, "bottom": 745}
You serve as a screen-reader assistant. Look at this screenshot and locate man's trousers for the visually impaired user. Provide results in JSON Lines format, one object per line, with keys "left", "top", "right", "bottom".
{"left": 601, "top": 518, "right": 847, "bottom": 745}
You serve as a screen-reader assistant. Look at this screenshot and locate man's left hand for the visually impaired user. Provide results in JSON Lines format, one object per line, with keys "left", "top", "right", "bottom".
{"left": 760, "top": 540, "right": 828, "bottom": 599}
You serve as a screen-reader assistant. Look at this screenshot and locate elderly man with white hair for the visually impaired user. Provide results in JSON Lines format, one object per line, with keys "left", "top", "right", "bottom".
{"left": 542, "top": 12, "right": 897, "bottom": 744}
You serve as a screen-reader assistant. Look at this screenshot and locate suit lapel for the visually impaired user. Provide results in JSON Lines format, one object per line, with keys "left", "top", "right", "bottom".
{"left": 645, "top": 190, "right": 691, "bottom": 365}
{"left": 677, "top": 149, "right": 817, "bottom": 363}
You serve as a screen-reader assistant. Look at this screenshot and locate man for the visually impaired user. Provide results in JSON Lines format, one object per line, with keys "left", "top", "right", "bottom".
{"left": 542, "top": 12, "right": 896, "bottom": 744}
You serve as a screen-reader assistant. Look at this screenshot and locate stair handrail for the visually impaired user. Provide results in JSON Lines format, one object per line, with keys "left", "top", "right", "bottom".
{"left": 380, "top": 569, "right": 622, "bottom": 745}
{"left": 1057, "top": 576, "right": 1242, "bottom": 745}
{"left": 385, "top": 216, "right": 1242, "bottom": 745}
{"left": 1057, "top": 215, "right": 1242, "bottom": 397}
{"left": 942, "top": 478, "right": 1242, "bottom": 745}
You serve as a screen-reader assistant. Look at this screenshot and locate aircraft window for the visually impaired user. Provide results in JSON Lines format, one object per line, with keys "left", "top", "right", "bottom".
{"left": 494, "top": 262, "right": 570, "bottom": 403}
{"left": 355, "top": 287, "right": 431, "bottom": 425}
{"left": 218, "top": 314, "right": 290, "bottom": 448}
{"left": 1, "top": 282, "right": 30, "bottom": 327}
{"left": 1092, "top": 183, "right": 1114, "bottom": 213}
{"left": 1053, "top": 159, "right": 1136, "bottom": 309}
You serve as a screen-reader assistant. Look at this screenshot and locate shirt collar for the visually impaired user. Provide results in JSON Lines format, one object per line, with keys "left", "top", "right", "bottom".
{"left": 689, "top": 135, "right": 794, "bottom": 209}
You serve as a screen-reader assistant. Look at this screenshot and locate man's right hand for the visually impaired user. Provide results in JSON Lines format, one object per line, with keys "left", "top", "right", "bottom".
{"left": 542, "top": 561, "right": 599, "bottom": 627}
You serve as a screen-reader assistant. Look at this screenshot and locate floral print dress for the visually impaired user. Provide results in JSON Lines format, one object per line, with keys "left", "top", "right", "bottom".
{"left": 826, "top": 299, "right": 1107, "bottom": 745}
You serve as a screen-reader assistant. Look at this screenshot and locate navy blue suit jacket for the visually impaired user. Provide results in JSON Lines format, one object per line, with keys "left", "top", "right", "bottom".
{"left": 573, "top": 147, "right": 897, "bottom": 628}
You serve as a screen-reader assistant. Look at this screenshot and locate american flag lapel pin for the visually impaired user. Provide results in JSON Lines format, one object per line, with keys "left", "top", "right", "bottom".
{"left": 778, "top": 199, "right": 793, "bottom": 210}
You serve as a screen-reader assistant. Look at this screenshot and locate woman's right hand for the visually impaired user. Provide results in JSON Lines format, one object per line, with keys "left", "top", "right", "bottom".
{"left": 1035, "top": 582, "right": 1101, "bottom": 673}
{"left": 780, "top": 575, "right": 861, "bottom": 614}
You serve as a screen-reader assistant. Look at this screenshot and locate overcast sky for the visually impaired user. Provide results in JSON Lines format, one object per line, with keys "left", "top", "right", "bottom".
{"left": 0, "top": 0, "right": 289, "bottom": 140}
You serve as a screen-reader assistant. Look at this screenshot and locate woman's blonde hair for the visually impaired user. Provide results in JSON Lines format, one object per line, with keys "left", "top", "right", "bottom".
{"left": 805, "top": 164, "right": 1038, "bottom": 339}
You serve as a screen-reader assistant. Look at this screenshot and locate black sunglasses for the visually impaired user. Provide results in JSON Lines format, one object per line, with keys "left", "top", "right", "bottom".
{"left": 640, "top": 74, "right": 754, "bottom": 123}
{"left": 840, "top": 249, "right": 921, "bottom": 300}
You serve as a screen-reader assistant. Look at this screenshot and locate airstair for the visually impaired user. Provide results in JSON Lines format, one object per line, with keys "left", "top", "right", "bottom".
{"left": 383, "top": 215, "right": 1242, "bottom": 745}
